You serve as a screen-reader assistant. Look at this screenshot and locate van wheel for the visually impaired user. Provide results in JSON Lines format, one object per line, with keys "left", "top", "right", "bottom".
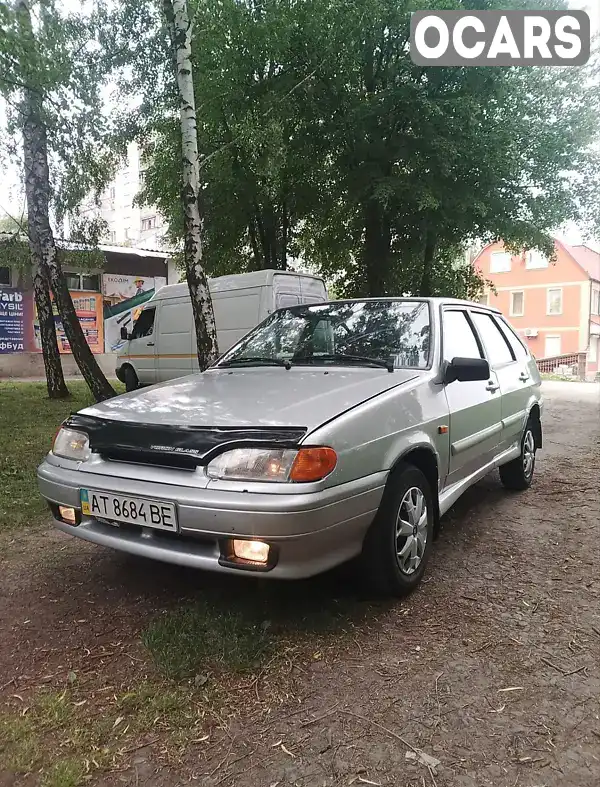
{"left": 123, "top": 366, "right": 139, "bottom": 393}
{"left": 499, "top": 418, "right": 536, "bottom": 491}
{"left": 359, "top": 463, "right": 434, "bottom": 597}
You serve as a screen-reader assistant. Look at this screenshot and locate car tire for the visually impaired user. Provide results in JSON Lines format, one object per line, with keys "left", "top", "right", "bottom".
{"left": 499, "top": 418, "right": 536, "bottom": 491}
{"left": 359, "top": 463, "right": 435, "bottom": 597}
{"left": 123, "top": 366, "right": 139, "bottom": 393}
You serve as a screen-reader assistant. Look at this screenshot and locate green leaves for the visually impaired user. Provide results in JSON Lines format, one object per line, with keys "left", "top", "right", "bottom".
{"left": 0, "top": 0, "right": 119, "bottom": 225}
{"left": 106, "top": 0, "right": 599, "bottom": 296}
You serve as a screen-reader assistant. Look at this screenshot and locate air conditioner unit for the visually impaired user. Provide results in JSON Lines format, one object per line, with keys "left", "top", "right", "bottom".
{"left": 524, "top": 328, "right": 538, "bottom": 338}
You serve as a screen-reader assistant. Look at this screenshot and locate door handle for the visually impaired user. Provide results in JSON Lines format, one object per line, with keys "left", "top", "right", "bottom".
{"left": 486, "top": 381, "right": 500, "bottom": 393}
{"left": 146, "top": 342, "right": 155, "bottom": 346}
{"left": 519, "top": 372, "right": 530, "bottom": 382}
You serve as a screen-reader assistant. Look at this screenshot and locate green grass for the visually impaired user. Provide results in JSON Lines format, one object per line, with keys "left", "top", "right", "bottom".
{"left": 142, "top": 590, "right": 374, "bottom": 681}
{"left": 41, "top": 759, "right": 86, "bottom": 787}
{"left": 540, "top": 373, "right": 582, "bottom": 382}
{"left": 142, "top": 601, "right": 272, "bottom": 680}
{"left": 0, "top": 683, "right": 199, "bottom": 785}
{"left": 0, "top": 381, "right": 122, "bottom": 531}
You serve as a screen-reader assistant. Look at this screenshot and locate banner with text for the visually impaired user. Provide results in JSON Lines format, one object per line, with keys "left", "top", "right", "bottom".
{"left": 33, "top": 291, "right": 104, "bottom": 354}
{"left": 0, "top": 287, "right": 26, "bottom": 353}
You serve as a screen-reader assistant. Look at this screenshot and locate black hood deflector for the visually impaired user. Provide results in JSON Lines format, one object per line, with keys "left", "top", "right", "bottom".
{"left": 66, "top": 414, "right": 307, "bottom": 469}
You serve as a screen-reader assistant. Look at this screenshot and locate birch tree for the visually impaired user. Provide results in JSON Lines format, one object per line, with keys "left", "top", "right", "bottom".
{"left": 163, "top": 0, "right": 218, "bottom": 368}
{"left": 1, "top": 0, "right": 116, "bottom": 401}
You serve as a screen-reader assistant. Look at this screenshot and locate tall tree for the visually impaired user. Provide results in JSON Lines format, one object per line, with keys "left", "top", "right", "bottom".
{"left": 113, "top": 0, "right": 600, "bottom": 302}
{"left": 119, "top": 0, "right": 334, "bottom": 276}
{"left": 300, "top": 0, "right": 600, "bottom": 297}
{"left": 1, "top": 0, "right": 116, "bottom": 401}
{"left": 162, "top": 0, "right": 218, "bottom": 367}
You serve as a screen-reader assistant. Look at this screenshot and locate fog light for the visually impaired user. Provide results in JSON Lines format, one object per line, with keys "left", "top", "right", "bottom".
{"left": 232, "top": 539, "right": 269, "bottom": 564}
{"left": 58, "top": 505, "right": 78, "bottom": 525}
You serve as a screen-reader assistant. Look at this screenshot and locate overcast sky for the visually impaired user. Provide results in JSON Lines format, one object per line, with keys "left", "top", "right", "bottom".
{"left": 1, "top": 0, "right": 598, "bottom": 250}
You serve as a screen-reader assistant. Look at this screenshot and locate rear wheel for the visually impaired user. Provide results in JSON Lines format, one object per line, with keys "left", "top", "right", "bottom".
{"left": 499, "top": 418, "right": 536, "bottom": 491}
{"left": 123, "top": 366, "right": 139, "bottom": 393}
{"left": 359, "top": 463, "right": 434, "bottom": 596}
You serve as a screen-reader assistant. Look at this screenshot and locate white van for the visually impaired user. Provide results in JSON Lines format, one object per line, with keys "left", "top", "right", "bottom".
{"left": 116, "top": 269, "right": 328, "bottom": 390}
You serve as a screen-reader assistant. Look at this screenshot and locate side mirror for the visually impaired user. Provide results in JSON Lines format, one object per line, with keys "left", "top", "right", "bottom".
{"left": 120, "top": 326, "right": 130, "bottom": 341}
{"left": 444, "top": 357, "right": 490, "bottom": 384}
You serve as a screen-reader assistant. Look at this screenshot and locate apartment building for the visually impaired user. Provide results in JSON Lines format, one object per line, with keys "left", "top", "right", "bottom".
{"left": 474, "top": 239, "right": 600, "bottom": 377}
{"left": 79, "top": 142, "right": 169, "bottom": 251}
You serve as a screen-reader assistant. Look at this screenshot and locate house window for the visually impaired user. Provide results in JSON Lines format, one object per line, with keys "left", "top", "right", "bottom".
{"left": 109, "top": 186, "right": 116, "bottom": 199}
{"left": 490, "top": 251, "right": 511, "bottom": 273}
{"left": 510, "top": 291, "right": 524, "bottom": 317}
{"left": 65, "top": 273, "right": 81, "bottom": 290}
{"left": 544, "top": 335, "right": 561, "bottom": 357}
{"left": 547, "top": 288, "right": 563, "bottom": 315}
{"left": 81, "top": 274, "right": 100, "bottom": 291}
{"left": 107, "top": 230, "right": 116, "bottom": 243}
{"left": 592, "top": 288, "right": 600, "bottom": 316}
{"left": 525, "top": 249, "right": 548, "bottom": 269}
{"left": 0, "top": 266, "right": 10, "bottom": 286}
{"left": 64, "top": 273, "right": 100, "bottom": 292}
{"left": 141, "top": 216, "right": 157, "bottom": 231}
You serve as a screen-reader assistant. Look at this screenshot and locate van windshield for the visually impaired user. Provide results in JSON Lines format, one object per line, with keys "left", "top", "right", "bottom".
{"left": 217, "top": 300, "right": 431, "bottom": 370}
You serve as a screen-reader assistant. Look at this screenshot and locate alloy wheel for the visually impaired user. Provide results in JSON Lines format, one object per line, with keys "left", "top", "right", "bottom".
{"left": 523, "top": 430, "right": 535, "bottom": 478}
{"left": 395, "top": 486, "right": 428, "bottom": 575}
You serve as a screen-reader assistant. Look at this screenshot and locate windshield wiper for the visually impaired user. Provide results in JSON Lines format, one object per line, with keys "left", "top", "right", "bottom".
{"left": 293, "top": 353, "right": 394, "bottom": 372}
{"left": 219, "top": 356, "right": 291, "bottom": 370}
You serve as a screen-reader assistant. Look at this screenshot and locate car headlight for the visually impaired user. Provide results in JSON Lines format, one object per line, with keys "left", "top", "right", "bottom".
{"left": 52, "top": 427, "right": 91, "bottom": 462}
{"left": 206, "top": 447, "right": 337, "bottom": 483}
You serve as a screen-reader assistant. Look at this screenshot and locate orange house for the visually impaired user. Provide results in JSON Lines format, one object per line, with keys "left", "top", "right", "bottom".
{"left": 474, "top": 240, "right": 600, "bottom": 377}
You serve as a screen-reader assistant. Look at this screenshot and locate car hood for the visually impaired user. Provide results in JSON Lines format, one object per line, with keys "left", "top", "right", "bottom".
{"left": 81, "top": 367, "right": 420, "bottom": 432}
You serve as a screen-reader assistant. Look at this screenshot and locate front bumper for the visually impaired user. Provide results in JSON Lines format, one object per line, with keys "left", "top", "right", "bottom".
{"left": 37, "top": 459, "right": 384, "bottom": 579}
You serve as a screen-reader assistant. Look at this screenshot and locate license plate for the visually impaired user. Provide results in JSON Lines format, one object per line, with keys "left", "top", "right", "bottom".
{"left": 80, "top": 489, "right": 177, "bottom": 531}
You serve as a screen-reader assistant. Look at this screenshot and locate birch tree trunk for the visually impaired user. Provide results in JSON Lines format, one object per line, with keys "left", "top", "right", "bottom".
{"left": 17, "top": 1, "right": 115, "bottom": 402}
{"left": 30, "top": 230, "right": 70, "bottom": 399}
{"left": 164, "top": 0, "right": 218, "bottom": 369}
{"left": 15, "top": 3, "right": 68, "bottom": 399}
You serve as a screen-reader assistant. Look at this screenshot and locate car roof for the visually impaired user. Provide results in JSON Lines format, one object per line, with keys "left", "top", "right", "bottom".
{"left": 301, "top": 297, "right": 501, "bottom": 314}
{"left": 151, "top": 269, "right": 325, "bottom": 301}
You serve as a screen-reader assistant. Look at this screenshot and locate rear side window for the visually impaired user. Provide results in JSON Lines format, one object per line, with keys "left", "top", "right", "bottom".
{"left": 131, "top": 307, "right": 155, "bottom": 339}
{"left": 277, "top": 294, "right": 301, "bottom": 308}
{"left": 497, "top": 319, "right": 529, "bottom": 359}
{"left": 471, "top": 312, "right": 515, "bottom": 366}
{"left": 443, "top": 310, "right": 482, "bottom": 362}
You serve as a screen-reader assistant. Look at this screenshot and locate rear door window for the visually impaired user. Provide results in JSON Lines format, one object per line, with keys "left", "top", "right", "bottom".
{"left": 471, "top": 312, "right": 515, "bottom": 366}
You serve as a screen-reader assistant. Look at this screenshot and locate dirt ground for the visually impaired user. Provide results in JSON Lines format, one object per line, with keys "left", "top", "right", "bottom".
{"left": 1, "top": 380, "right": 599, "bottom": 786}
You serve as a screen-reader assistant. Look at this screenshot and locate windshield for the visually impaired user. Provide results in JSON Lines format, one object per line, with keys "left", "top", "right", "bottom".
{"left": 217, "top": 300, "right": 431, "bottom": 370}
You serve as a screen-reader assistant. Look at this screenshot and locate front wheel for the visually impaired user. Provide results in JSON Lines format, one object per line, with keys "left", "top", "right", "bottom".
{"left": 499, "top": 419, "right": 536, "bottom": 491}
{"left": 359, "top": 463, "right": 435, "bottom": 597}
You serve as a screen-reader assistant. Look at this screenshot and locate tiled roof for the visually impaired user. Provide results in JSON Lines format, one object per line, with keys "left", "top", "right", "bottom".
{"left": 562, "top": 243, "right": 600, "bottom": 282}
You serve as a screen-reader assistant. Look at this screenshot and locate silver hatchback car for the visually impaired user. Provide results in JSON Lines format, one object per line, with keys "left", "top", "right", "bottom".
{"left": 38, "top": 298, "right": 542, "bottom": 596}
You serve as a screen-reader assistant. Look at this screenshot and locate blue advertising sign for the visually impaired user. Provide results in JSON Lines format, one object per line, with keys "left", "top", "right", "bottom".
{"left": 0, "top": 286, "right": 26, "bottom": 353}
